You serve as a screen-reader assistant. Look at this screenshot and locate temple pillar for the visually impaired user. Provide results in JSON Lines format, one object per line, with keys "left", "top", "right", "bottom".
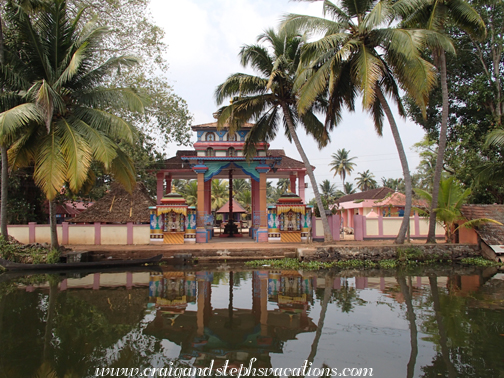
{"left": 193, "top": 165, "right": 208, "bottom": 243}
{"left": 251, "top": 179, "right": 260, "bottom": 233}
{"left": 197, "top": 280, "right": 205, "bottom": 337}
{"left": 298, "top": 173, "right": 306, "bottom": 202}
{"left": 204, "top": 179, "right": 212, "bottom": 217}
{"left": 204, "top": 179, "right": 212, "bottom": 239}
{"left": 256, "top": 165, "right": 270, "bottom": 242}
{"left": 260, "top": 273, "right": 268, "bottom": 336}
{"left": 290, "top": 174, "right": 296, "bottom": 194}
{"left": 156, "top": 172, "right": 164, "bottom": 205}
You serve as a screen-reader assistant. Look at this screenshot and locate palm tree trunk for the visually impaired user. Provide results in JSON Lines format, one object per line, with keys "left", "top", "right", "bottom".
{"left": 376, "top": 89, "right": 412, "bottom": 244}
{"left": 281, "top": 102, "right": 333, "bottom": 242}
{"left": 48, "top": 200, "right": 59, "bottom": 249}
{"left": 427, "top": 49, "right": 449, "bottom": 243}
{"left": 397, "top": 276, "right": 418, "bottom": 378}
{"left": 0, "top": 15, "right": 8, "bottom": 239}
{"left": 429, "top": 275, "right": 457, "bottom": 378}
{"left": 1, "top": 146, "right": 8, "bottom": 238}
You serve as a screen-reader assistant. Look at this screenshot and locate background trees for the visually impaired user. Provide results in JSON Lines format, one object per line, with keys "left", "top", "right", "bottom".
{"left": 215, "top": 28, "right": 334, "bottom": 241}
{"left": 329, "top": 149, "right": 356, "bottom": 185}
{"left": 282, "top": 0, "right": 438, "bottom": 243}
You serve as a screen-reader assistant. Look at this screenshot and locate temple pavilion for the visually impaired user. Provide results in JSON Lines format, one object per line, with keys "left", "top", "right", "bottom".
{"left": 152, "top": 120, "right": 311, "bottom": 243}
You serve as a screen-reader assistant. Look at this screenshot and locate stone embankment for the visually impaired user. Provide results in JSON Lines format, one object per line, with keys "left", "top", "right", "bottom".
{"left": 298, "top": 244, "right": 481, "bottom": 262}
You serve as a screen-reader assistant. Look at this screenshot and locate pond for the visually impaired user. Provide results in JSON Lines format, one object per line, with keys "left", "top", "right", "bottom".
{"left": 0, "top": 265, "right": 503, "bottom": 378}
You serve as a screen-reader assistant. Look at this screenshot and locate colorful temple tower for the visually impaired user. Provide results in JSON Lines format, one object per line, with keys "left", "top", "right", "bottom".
{"left": 152, "top": 119, "right": 311, "bottom": 244}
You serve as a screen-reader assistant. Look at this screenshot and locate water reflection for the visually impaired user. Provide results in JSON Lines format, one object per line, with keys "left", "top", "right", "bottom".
{"left": 0, "top": 267, "right": 502, "bottom": 377}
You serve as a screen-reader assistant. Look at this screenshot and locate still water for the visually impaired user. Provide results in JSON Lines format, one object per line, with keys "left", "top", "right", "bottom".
{"left": 0, "top": 266, "right": 503, "bottom": 378}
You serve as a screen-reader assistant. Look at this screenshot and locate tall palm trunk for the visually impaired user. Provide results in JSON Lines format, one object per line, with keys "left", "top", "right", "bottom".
{"left": 429, "top": 275, "right": 457, "bottom": 378}
{"left": 48, "top": 199, "right": 59, "bottom": 249}
{"left": 1, "top": 146, "right": 8, "bottom": 238}
{"left": 0, "top": 15, "right": 8, "bottom": 239}
{"left": 299, "top": 275, "right": 332, "bottom": 377}
{"left": 376, "top": 89, "right": 412, "bottom": 244}
{"left": 397, "top": 276, "right": 418, "bottom": 378}
{"left": 281, "top": 103, "right": 333, "bottom": 242}
{"left": 427, "top": 50, "right": 449, "bottom": 243}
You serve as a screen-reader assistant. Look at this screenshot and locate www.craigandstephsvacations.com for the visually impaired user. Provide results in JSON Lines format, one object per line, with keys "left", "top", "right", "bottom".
{"left": 94, "top": 359, "right": 374, "bottom": 377}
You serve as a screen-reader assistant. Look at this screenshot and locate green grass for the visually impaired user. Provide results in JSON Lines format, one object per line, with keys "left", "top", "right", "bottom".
{"left": 244, "top": 252, "right": 490, "bottom": 271}
{"left": 460, "top": 257, "right": 503, "bottom": 267}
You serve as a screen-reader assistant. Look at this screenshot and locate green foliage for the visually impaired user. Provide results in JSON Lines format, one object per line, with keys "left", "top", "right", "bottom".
{"left": 404, "top": 0, "right": 504, "bottom": 203}
{"left": 329, "top": 149, "right": 357, "bottom": 184}
{"left": 460, "top": 257, "right": 503, "bottom": 267}
{"left": 355, "top": 170, "right": 378, "bottom": 191}
{"left": 0, "top": 236, "right": 50, "bottom": 263}
{"left": 46, "top": 248, "right": 60, "bottom": 264}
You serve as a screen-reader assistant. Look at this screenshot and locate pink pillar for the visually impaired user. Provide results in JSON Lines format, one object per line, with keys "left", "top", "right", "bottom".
{"left": 94, "top": 222, "right": 101, "bottom": 245}
{"left": 378, "top": 210, "right": 383, "bottom": 236}
{"left": 62, "top": 222, "right": 69, "bottom": 245}
{"left": 290, "top": 175, "right": 296, "bottom": 194}
{"left": 204, "top": 180, "right": 212, "bottom": 215}
{"left": 414, "top": 211, "right": 420, "bottom": 236}
{"left": 354, "top": 214, "right": 363, "bottom": 241}
{"left": 28, "top": 222, "right": 36, "bottom": 244}
{"left": 156, "top": 172, "right": 164, "bottom": 205}
{"left": 93, "top": 273, "right": 100, "bottom": 290}
{"left": 333, "top": 277, "right": 341, "bottom": 290}
{"left": 252, "top": 179, "right": 260, "bottom": 228}
{"left": 331, "top": 214, "right": 340, "bottom": 241}
{"left": 60, "top": 279, "right": 68, "bottom": 291}
{"left": 126, "top": 272, "right": 133, "bottom": 290}
{"left": 380, "top": 277, "right": 385, "bottom": 291}
{"left": 298, "top": 173, "right": 305, "bottom": 202}
{"left": 127, "top": 222, "right": 134, "bottom": 245}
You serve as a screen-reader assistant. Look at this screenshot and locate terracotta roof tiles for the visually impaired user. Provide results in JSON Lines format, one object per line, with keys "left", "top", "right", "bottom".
{"left": 336, "top": 187, "right": 395, "bottom": 204}
{"left": 460, "top": 204, "right": 504, "bottom": 245}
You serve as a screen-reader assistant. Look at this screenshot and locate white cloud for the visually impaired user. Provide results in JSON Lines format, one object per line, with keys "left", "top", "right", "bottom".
{"left": 148, "top": 0, "right": 426, "bottom": 196}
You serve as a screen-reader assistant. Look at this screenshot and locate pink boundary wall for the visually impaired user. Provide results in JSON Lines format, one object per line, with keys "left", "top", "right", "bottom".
{"left": 311, "top": 215, "right": 341, "bottom": 241}
{"left": 7, "top": 222, "right": 150, "bottom": 246}
{"left": 353, "top": 213, "right": 445, "bottom": 241}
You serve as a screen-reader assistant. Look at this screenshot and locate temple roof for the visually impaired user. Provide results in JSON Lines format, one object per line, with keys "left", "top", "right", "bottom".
{"left": 162, "top": 149, "right": 311, "bottom": 172}
{"left": 72, "top": 182, "right": 155, "bottom": 223}
{"left": 191, "top": 122, "right": 254, "bottom": 130}
{"left": 336, "top": 187, "right": 395, "bottom": 204}
{"left": 216, "top": 199, "right": 247, "bottom": 214}
{"left": 460, "top": 204, "right": 504, "bottom": 245}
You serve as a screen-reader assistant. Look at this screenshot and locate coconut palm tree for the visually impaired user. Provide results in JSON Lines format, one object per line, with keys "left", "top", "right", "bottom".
{"left": 401, "top": 0, "right": 486, "bottom": 244}
{"left": 0, "top": 0, "right": 47, "bottom": 238}
{"left": 319, "top": 179, "right": 337, "bottom": 203}
{"left": 329, "top": 148, "right": 356, "bottom": 185}
{"left": 1, "top": 0, "right": 143, "bottom": 248}
{"left": 215, "top": 28, "right": 334, "bottom": 241}
{"left": 415, "top": 177, "right": 500, "bottom": 242}
{"left": 211, "top": 179, "right": 228, "bottom": 211}
{"left": 276, "top": 178, "right": 290, "bottom": 194}
{"left": 282, "top": 0, "right": 446, "bottom": 243}
{"left": 355, "top": 170, "right": 378, "bottom": 191}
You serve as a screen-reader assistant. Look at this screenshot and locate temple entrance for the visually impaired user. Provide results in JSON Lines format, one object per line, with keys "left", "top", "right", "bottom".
{"left": 151, "top": 118, "right": 309, "bottom": 244}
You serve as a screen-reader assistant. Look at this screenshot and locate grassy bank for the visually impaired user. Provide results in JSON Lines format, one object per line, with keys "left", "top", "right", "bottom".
{"left": 245, "top": 248, "right": 503, "bottom": 271}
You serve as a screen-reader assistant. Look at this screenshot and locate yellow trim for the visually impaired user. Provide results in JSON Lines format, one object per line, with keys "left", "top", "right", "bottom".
{"left": 157, "top": 207, "right": 187, "bottom": 216}
{"left": 277, "top": 205, "right": 305, "bottom": 215}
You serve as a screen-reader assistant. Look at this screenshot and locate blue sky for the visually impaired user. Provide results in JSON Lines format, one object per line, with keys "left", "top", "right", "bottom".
{"left": 149, "top": 0, "right": 426, "bottom": 200}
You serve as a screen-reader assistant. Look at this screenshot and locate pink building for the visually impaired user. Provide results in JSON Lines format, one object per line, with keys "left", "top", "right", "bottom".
{"left": 334, "top": 188, "right": 424, "bottom": 228}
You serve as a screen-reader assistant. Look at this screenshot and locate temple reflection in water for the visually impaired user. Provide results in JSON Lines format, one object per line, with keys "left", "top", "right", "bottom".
{"left": 145, "top": 270, "right": 317, "bottom": 369}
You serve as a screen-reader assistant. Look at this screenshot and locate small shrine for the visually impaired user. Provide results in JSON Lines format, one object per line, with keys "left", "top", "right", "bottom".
{"left": 268, "top": 190, "right": 311, "bottom": 243}
{"left": 149, "top": 189, "right": 196, "bottom": 244}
